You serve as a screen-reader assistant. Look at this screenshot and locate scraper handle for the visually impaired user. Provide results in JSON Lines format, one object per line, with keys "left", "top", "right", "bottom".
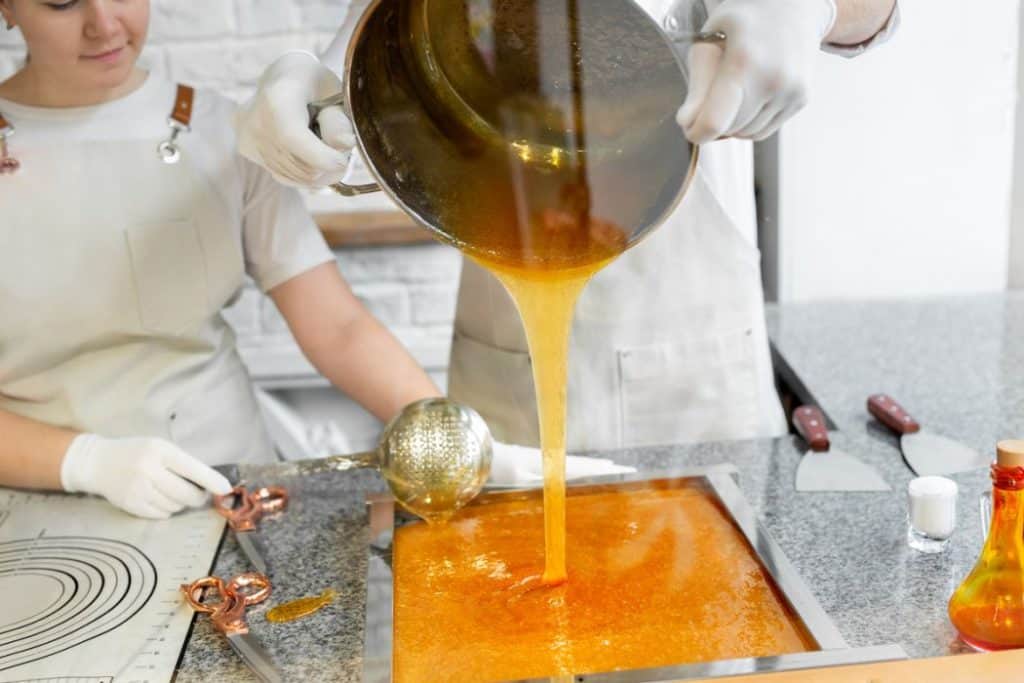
{"left": 867, "top": 394, "right": 921, "bottom": 434}
{"left": 793, "top": 406, "right": 829, "bottom": 452}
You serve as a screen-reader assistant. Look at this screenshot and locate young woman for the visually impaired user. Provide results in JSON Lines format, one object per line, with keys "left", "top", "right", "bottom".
{"left": 0, "top": 0, "right": 440, "bottom": 519}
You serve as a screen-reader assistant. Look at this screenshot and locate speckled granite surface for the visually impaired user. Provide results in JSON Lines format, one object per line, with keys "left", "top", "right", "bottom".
{"left": 174, "top": 293, "right": 1024, "bottom": 680}
{"left": 174, "top": 468, "right": 385, "bottom": 682}
{"left": 759, "top": 292, "right": 1024, "bottom": 659}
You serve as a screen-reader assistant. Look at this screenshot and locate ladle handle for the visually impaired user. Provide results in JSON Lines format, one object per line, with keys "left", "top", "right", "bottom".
{"left": 321, "top": 451, "right": 379, "bottom": 471}
{"left": 275, "top": 451, "right": 379, "bottom": 478}
{"left": 311, "top": 454, "right": 380, "bottom": 475}
{"left": 307, "top": 92, "right": 380, "bottom": 197}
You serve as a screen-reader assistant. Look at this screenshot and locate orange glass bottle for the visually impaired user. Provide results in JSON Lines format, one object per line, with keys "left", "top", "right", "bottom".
{"left": 948, "top": 440, "right": 1024, "bottom": 650}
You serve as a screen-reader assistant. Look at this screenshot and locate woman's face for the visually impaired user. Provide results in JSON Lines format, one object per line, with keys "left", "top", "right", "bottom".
{"left": 0, "top": 0, "right": 150, "bottom": 91}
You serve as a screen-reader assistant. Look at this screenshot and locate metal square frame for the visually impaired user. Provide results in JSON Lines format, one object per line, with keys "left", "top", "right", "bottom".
{"left": 363, "top": 464, "right": 905, "bottom": 681}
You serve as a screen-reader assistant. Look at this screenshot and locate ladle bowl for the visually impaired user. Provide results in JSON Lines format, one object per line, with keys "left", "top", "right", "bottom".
{"left": 278, "top": 398, "right": 493, "bottom": 521}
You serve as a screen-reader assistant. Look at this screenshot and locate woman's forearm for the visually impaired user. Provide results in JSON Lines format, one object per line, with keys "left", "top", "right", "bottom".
{"left": 0, "top": 408, "right": 76, "bottom": 490}
{"left": 307, "top": 311, "right": 442, "bottom": 421}
{"left": 271, "top": 263, "right": 442, "bottom": 424}
{"left": 828, "top": 0, "right": 897, "bottom": 46}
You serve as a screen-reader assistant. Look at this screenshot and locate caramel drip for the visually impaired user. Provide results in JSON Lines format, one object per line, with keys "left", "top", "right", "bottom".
{"left": 265, "top": 589, "right": 337, "bottom": 624}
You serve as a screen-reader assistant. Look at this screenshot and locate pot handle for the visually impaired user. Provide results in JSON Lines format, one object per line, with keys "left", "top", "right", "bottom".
{"left": 689, "top": 30, "right": 727, "bottom": 45}
{"left": 664, "top": 29, "right": 727, "bottom": 55}
{"left": 307, "top": 92, "right": 380, "bottom": 197}
{"left": 662, "top": 2, "right": 727, "bottom": 48}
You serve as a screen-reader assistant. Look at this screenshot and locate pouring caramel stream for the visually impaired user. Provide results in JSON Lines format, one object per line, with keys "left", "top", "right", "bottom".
{"left": 462, "top": 0, "right": 624, "bottom": 582}
{"left": 477, "top": 256, "right": 613, "bottom": 583}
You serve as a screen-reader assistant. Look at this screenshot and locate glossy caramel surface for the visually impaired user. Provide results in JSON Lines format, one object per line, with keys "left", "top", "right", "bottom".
{"left": 393, "top": 481, "right": 815, "bottom": 682}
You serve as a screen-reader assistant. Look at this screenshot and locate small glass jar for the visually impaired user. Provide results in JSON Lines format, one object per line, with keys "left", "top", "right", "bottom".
{"left": 906, "top": 476, "right": 957, "bottom": 553}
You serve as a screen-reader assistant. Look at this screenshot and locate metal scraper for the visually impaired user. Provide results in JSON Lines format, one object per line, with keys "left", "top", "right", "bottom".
{"left": 794, "top": 405, "right": 890, "bottom": 492}
{"left": 867, "top": 394, "right": 989, "bottom": 477}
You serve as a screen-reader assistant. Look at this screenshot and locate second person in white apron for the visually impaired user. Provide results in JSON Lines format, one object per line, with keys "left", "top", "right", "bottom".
{"left": 234, "top": 0, "right": 899, "bottom": 454}
{"left": 0, "top": 0, "right": 441, "bottom": 518}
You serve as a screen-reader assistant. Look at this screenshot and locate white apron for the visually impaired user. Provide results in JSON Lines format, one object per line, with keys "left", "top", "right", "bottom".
{"left": 448, "top": 0, "right": 785, "bottom": 451}
{"left": 447, "top": 137, "right": 787, "bottom": 450}
{"left": 0, "top": 102, "right": 275, "bottom": 465}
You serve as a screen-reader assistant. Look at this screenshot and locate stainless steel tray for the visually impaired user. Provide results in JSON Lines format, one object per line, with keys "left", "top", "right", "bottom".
{"left": 362, "top": 464, "right": 906, "bottom": 681}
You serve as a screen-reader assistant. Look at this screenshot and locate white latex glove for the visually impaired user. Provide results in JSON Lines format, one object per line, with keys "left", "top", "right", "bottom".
{"left": 488, "top": 442, "right": 636, "bottom": 488}
{"left": 673, "top": 0, "right": 837, "bottom": 143}
{"left": 235, "top": 51, "right": 354, "bottom": 188}
{"left": 60, "top": 434, "right": 232, "bottom": 520}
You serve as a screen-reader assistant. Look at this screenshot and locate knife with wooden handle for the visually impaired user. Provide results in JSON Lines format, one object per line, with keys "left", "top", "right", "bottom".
{"left": 794, "top": 405, "right": 889, "bottom": 492}
{"left": 867, "top": 394, "right": 988, "bottom": 477}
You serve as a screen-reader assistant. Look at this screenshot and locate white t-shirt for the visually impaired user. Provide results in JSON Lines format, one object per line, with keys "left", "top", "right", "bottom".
{"left": 0, "top": 73, "right": 334, "bottom": 464}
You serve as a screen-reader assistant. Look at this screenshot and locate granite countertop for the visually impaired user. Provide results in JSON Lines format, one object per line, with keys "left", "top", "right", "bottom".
{"left": 175, "top": 292, "right": 1024, "bottom": 681}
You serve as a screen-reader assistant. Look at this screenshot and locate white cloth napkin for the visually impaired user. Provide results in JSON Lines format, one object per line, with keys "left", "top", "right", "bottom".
{"left": 488, "top": 442, "right": 636, "bottom": 487}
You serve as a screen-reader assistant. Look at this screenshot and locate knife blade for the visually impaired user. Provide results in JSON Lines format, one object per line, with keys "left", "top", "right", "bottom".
{"left": 793, "top": 405, "right": 889, "bottom": 492}
{"left": 867, "top": 394, "right": 989, "bottom": 477}
{"left": 235, "top": 529, "right": 271, "bottom": 576}
{"left": 227, "top": 632, "right": 283, "bottom": 683}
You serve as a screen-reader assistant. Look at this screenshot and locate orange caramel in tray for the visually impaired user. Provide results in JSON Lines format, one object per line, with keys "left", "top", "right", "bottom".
{"left": 393, "top": 480, "right": 815, "bottom": 682}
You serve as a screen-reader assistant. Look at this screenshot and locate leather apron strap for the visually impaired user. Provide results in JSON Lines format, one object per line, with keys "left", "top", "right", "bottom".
{"left": 158, "top": 84, "right": 195, "bottom": 164}
{"left": 1, "top": 84, "right": 196, "bottom": 172}
{"left": 170, "top": 84, "right": 195, "bottom": 127}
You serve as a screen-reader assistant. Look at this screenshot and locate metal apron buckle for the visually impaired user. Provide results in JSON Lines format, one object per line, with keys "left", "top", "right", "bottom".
{"left": 158, "top": 84, "right": 195, "bottom": 164}
{"left": 0, "top": 114, "right": 19, "bottom": 174}
{"left": 158, "top": 120, "right": 188, "bottom": 164}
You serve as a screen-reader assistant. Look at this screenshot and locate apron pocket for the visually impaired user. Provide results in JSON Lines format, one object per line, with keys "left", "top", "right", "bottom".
{"left": 617, "top": 327, "right": 760, "bottom": 447}
{"left": 125, "top": 218, "right": 208, "bottom": 335}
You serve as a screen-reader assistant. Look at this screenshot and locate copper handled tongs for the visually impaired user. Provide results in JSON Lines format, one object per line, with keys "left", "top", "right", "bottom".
{"left": 212, "top": 485, "right": 288, "bottom": 576}
{"left": 181, "top": 572, "right": 282, "bottom": 683}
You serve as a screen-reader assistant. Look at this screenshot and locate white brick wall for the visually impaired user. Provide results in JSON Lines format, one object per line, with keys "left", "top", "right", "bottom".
{"left": 0, "top": 0, "right": 346, "bottom": 99}
{"left": 0, "top": 1, "right": 464, "bottom": 451}
{"left": 233, "top": 242, "right": 461, "bottom": 383}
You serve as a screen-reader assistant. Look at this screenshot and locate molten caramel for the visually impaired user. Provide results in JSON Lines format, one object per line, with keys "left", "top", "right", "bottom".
{"left": 393, "top": 481, "right": 815, "bottom": 682}
{"left": 479, "top": 254, "right": 615, "bottom": 583}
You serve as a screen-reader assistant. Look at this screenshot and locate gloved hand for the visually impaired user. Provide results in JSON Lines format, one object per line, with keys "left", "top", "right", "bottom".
{"left": 673, "top": 0, "right": 837, "bottom": 143}
{"left": 235, "top": 51, "right": 354, "bottom": 188}
{"left": 60, "top": 434, "right": 232, "bottom": 520}
{"left": 488, "top": 441, "right": 636, "bottom": 488}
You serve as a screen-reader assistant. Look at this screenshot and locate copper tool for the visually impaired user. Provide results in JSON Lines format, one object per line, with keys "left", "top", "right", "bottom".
{"left": 212, "top": 486, "right": 287, "bottom": 576}
{"left": 180, "top": 572, "right": 281, "bottom": 683}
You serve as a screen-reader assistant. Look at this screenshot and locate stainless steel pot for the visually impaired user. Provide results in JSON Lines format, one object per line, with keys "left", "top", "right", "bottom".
{"left": 312, "top": 0, "right": 719, "bottom": 265}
